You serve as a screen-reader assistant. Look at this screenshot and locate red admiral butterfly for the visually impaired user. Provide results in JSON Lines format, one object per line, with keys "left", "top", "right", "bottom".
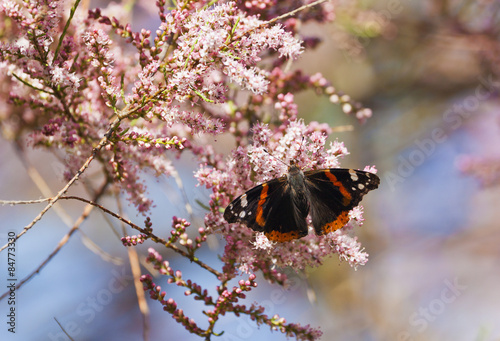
{"left": 224, "top": 161, "right": 380, "bottom": 242}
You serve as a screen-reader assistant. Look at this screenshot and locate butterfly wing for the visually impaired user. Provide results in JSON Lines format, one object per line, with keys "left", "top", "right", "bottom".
{"left": 224, "top": 177, "right": 309, "bottom": 242}
{"left": 304, "top": 168, "right": 380, "bottom": 236}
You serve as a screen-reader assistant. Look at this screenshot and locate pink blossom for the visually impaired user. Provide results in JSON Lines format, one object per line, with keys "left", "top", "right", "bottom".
{"left": 0, "top": 0, "right": 377, "bottom": 339}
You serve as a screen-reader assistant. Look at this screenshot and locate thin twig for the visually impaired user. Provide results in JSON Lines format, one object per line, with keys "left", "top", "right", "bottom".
{"left": 0, "top": 85, "right": 172, "bottom": 253}
{"left": 12, "top": 142, "right": 120, "bottom": 264}
{"left": 54, "top": 317, "right": 76, "bottom": 341}
{"left": 0, "top": 199, "right": 48, "bottom": 205}
{"left": 263, "top": 0, "right": 329, "bottom": 26}
{"left": 128, "top": 247, "right": 150, "bottom": 341}
{"left": 0, "top": 193, "right": 97, "bottom": 301}
{"left": 79, "top": 230, "right": 124, "bottom": 265}
{"left": 11, "top": 73, "right": 55, "bottom": 94}
{"left": 0, "top": 117, "right": 120, "bottom": 252}
{"left": 116, "top": 192, "right": 150, "bottom": 341}
{"left": 228, "top": 0, "right": 330, "bottom": 44}
{"left": 59, "top": 195, "right": 223, "bottom": 278}
{"left": 53, "top": 0, "right": 82, "bottom": 63}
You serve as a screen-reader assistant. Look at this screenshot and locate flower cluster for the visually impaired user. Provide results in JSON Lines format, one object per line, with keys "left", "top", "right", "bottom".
{"left": 121, "top": 127, "right": 187, "bottom": 151}
{"left": 121, "top": 234, "right": 148, "bottom": 246}
{"left": 83, "top": 29, "right": 120, "bottom": 106}
{"left": 141, "top": 247, "right": 320, "bottom": 340}
{"left": 164, "top": 2, "right": 303, "bottom": 96}
{"left": 0, "top": 0, "right": 378, "bottom": 340}
{"left": 197, "top": 118, "right": 375, "bottom": 278}
{"left": 140, "top": 273, "right": 206, "bottom": 335}
{"left": 166, "top": 216, "right": 208, "bottom": 255}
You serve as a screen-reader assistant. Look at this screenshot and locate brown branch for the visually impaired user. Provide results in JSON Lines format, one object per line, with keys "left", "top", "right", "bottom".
{"left": 59, "top": 195, "right": 223, "bottom": 278}
{"left": 54, "top": 317, "right": 76, "bottom": 341}
{"left": 0, "top": 117, "right": 121, "bottom": 252}
{"left": 229, "top": 0, "right": 330, "bottom": 43}
{"left": 115, "top": 191, "right": 150, "bottom": 341}
{"left": 0, "top": 182, "right": 107, "bottom": 301}
{"left": 0, "top": 199, "right": 48, "bottom": 205}
{"left": 11, "top": 141, "right": 120, "bottom": 264}
{"left": 0, "top": 83, "right": 180, "bottom": 254}
{"left": 128, "top": 247, "right": 150, "bottom": 341}
{"left": 263, "top": 0, "right": 329, "bottom": 26}
{"left": 0, "top": 196, "right": 126, "bottom": 266}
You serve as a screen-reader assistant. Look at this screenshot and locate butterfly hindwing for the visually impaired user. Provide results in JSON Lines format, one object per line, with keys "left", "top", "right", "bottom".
{"left": 258, "top": 178, "right": 309, "bottom": 242}
{"left": 305, "top": 168, "right": 380, "bottom": 236}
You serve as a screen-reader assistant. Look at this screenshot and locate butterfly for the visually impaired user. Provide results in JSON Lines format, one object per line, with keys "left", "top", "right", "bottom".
{"left": 224, "top": 161, "right": 380, "bottom": 242}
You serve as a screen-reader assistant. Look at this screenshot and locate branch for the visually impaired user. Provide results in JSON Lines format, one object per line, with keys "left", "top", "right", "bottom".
{"left": 0, "top": 181, "right": 107, "bottom": 301}
{"left": 229, "top": 0, "right": 330, "bottom": 43}
{"left": 0, "top": 84, "right": 175, "bottom": 253}
{"left": 59, "top": 195, "right": 223, "bottom": 278}
{"left": 128, "top": 247, "right": 150, "bottom": 341}
{"left": 263, "top": 0, "right": 330, "bottom": 26}
{"left": 53, "top": 0, "right": 83, "bottom": 63}
{"left": 116, "top": 191, "right": 150, "bottom": 341}
{"left": 0, "top": 117, "right": 120, "bottom": 252}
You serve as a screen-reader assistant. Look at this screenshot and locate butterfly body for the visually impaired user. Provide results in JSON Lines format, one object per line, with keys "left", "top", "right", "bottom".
{"left": 224, "top": 162, "right": 380, "bottom": 242}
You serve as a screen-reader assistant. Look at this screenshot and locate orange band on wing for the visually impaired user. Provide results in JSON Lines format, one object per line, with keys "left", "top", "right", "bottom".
{"left": 255, "top": 183, "right": 269, "bottom": 227}
{"left": 324, "top": 170, "right": 351, "bottom": 206}
{"left": 265, "top": 230, "right": 302, "bottom": 242}
{"left": 321, "top": 211, "right": 350, "bottom": 234}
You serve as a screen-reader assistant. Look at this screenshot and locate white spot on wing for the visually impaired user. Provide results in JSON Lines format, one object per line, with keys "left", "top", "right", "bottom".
{"left": 240, "top": 194, "right": 248, "bottom": 208}
{"left": 239, "top": 211, "right": 246, "bottom": 218}
{"left": 358, "top": 183, "right": 365, "bottom": 190}
{"left": 349, "top": 169, "right": 358, "bottom": 181}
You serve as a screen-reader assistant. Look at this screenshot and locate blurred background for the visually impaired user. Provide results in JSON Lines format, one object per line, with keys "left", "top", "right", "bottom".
{"left": 1, "top": 1, "right": 500, "bottom": 340}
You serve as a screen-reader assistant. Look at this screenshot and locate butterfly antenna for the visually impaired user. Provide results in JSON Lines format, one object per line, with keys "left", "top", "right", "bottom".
{"left": 263, "top": 148, "right": 288, "bottom": 167}
{"left": 295, "top": 136, "right": 306, "bottom": 159}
